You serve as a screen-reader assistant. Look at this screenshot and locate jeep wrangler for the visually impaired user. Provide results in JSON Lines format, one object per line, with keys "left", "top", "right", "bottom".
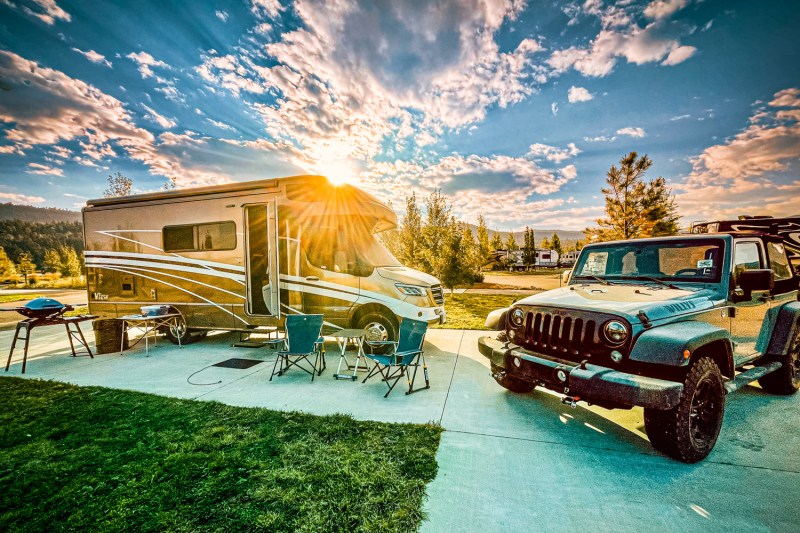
{"left": 478, "top": 216, "right": 800, "bottom": 463}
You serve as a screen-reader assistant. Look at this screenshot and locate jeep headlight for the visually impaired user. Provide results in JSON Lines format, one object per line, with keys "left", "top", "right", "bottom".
{"left": 509, "top": 307, "right": 525, "bottom": 329}
{"left": 396, "top": 283, "right": 427, "bottom": 297}
{"left": 603, "top": 320, "right": 628, "bottom": 346}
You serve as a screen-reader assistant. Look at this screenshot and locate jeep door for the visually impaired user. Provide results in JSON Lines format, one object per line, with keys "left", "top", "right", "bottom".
{"left": 730, "top": 239, "right": 771, "bottom": 356}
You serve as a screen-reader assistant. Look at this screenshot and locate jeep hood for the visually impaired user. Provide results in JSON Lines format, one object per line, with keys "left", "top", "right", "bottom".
{"left": 376, "top": 266, "right": 440, "bottom": 287}
{"left": 514, "top": 284, "right": 717, "bottom": 323}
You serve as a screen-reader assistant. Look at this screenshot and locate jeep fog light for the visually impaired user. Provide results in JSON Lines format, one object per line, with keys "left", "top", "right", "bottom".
{"left": 610, "top": 350, "right": 623, "bottom": 363}
{"left": 556, "top": 369, "right": 567, "bottom": 382}
{"left": 603, "top": 320, "right": 628, "bottom": 346}
{"left": 510, "top": 308, "right": 525, "bottom": 328}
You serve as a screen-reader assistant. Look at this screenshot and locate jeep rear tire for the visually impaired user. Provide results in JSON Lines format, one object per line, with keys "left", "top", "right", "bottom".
{"left": 644, "top": 357, "right": 725, "bottom": 463}
{"left": 758, "top": 329, "right": 800, "bottom": 395}
{"left": 491, "top": 363, "right": 535, "bottom": 393}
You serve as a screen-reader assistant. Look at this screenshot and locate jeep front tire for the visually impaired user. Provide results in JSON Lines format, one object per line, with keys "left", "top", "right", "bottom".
{"left": 644, "top": 357, "right": 725, "bottom": 463}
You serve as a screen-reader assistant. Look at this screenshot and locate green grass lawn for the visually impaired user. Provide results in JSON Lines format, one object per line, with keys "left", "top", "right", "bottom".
{"left": 432, "top": 293, "right": 519, "bottom": 330}
{"left": 0, "top": 378, "right": 442, "bottom": 532}
{"left": 0, "top": 293, "right": 43, "bottom": 304}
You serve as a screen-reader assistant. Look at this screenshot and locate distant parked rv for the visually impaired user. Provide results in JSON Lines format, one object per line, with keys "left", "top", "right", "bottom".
{"left": 83, "top": 175, "right": 445, "bottom": 344}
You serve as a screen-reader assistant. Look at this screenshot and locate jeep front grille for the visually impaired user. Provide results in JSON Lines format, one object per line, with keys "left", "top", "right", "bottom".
{"left": 431, "top": 285, "right": 444, "bottom": 305}
{"left": 523, "top": 311, "right": 598, "bottom": 359}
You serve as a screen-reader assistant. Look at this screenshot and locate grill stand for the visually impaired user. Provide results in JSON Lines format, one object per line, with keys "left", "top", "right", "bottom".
{"left": 5, "top": 315, "right": 98, "bottom": 374}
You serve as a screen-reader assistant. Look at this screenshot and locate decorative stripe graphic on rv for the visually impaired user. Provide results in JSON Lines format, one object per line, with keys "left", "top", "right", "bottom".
{"left": 97, "top": 265, "right": 250, "bottom": 326}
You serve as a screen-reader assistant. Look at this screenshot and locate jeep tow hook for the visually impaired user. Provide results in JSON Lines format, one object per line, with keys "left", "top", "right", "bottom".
{"left": 561, "top": 395, "right": 580, "bottom": 409}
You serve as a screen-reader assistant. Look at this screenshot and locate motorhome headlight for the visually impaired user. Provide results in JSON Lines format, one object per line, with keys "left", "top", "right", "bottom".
{"left": 603, "top": 320, "right": 628, "bottom": 346}
{"left": 395, "top": 283, "right": 427, "bottom": 297}
{"left": 509, "top": 307, "right": 525, "bottom": 329}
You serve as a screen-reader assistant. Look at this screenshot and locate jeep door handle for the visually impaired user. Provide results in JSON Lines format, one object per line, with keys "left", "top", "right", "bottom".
{"left": 305, "top": 276, "right": 320, "bottom": 281}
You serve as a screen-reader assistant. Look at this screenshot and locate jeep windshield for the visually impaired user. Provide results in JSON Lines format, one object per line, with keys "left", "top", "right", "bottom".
{"left": 573, "top": 238, "right": 725, "bottom": 284}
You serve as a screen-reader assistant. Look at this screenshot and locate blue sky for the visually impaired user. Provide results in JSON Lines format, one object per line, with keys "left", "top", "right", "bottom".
{"left": 0, "top": 0, "right": 798, "bottom": 230}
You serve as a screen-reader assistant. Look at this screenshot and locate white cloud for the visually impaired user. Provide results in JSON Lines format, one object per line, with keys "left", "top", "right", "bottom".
{"left": 251, "top": 0, "right": 282, "bottom": 18}
{"left": 583, "top": 134, "right": 613, "bottom": 142}
{"left": 0, "top": 192, "right": 46, "bottom": 204}
{"left": 551, "top": 102, "right": 558, "bottom": 115}
{"left": 643, "top": 0, "right": 687, "bottom": 21}
{"left": 0, "top": 51, "right": 228, "bottom": 188}
{"left": 215, "top": 10, "right": 229, "bottom": 22}
{"left": 26, "top": 162, "right": 63, "bottom": 176}
{"left": 670, "top": 114, "right": 691, "bottom": 121}
{"left": 15, "top": 0, "right": 71, "bottom": 25}
{"left": 208, "top": 119, "right": 237, "bottom": 132}
{"left": 142, "top": 104, "right": 177, "bottom": 129}
{"left": 528, "top": 142, "right": 581, "bottom": 163}
{"left": 616, "top": 126, "right": 645, "bottom": 137}
{"left": 126, "top": 51, "right": 169, "bottom": 79}
{"left": 568, "top": 86, "right": 593, "bottom": 103}
{"left": 71, "top": 48, "right": 112, "bottom": 67}
{"left": 769, "top": 88, "right": 800, "bottom": 108}
{"left": 675, "top": 88, "right": 800, "bottom": 221}
{"left": 661, "top": 45, "right": 696, "bottom": 66}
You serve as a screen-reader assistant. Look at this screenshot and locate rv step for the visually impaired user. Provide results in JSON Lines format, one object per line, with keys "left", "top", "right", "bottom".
{"left": 724, "top": 362, "right": 783, "bottom": 394}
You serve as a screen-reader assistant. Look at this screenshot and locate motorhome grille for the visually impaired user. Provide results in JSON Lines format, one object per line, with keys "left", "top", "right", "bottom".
{"left": 431, "top": 285, "right": 444, "bottom": 305}
{"left": 522, "top": 310, "right": 599, "bottom": 359}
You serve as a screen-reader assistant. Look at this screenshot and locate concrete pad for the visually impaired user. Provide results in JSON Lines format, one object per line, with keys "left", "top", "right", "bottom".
{"left": 422, "top": 431, "right": 797, "bottom": 533}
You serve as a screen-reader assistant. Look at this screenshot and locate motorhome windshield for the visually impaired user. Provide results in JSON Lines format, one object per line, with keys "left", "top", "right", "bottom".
{"left": 573, "top": 238, "right": 725, "bottom": 283}
{"left": 304, "top": 217, "right": 401, "bottom": 275}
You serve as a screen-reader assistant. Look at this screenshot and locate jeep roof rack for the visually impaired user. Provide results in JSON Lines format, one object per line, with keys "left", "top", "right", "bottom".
{"left": 690, "top": 215, "right": 800, "bottom": 259}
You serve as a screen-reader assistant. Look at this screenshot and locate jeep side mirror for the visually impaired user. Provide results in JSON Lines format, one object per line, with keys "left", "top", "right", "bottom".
{"left": 738, "top": 269, "right": 775, "bottom": 292}
{"left": 561, "top": 270, "right": 572, "bottom": 286}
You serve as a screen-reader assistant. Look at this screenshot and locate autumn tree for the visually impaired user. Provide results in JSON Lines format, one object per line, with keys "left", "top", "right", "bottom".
{"left": 0, "top": 246, "right": 16, "bottom": 279}
{"left": 104, "top": 172, "right": 133, "bottom": 197}
{"left": 419, "top": 190, "right": 453, "bottom": 278}
{"left": 59, "top": 246, "right": 82, "bottom": 277}
{"left": 43, "top": 249, "right": 62, "bottom": 273}
{"left": 505, "top": 232, "right": 517, "bottom": 252}
{"left": 16, "top": 252, "right": 36, "bottom": 285}
{"left": 585, "top": 152, "right": 680, "bottom": 241}
{"left": 550, "top": 233, "right": 563, "bottom": 265}
{"left": 398, "top": 192, "right": 423, "bottom": 269}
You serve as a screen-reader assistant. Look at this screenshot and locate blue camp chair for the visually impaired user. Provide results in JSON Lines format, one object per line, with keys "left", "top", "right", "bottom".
{"left": 270, "top": 314, "right": 326, "bottom": 381}
{"left": 362, "top": 318, "right": 430, "bottom": 397}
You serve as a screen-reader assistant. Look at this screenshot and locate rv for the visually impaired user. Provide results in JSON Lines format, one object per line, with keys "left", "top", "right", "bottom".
{"left": 83, "top": 175, "right": 446, "bottom": 345}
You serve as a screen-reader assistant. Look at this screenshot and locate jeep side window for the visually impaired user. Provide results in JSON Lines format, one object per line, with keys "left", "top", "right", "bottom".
{"left": 766, "top": 241, "right": 792, "bottom": 280}
{"left": 733, "top": 241, "right": 762, "bottom": 284}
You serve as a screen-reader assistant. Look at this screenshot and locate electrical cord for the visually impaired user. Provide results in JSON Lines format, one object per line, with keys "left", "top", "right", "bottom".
{"left": 187, "top": 363, "right": 223, "bottom": 386}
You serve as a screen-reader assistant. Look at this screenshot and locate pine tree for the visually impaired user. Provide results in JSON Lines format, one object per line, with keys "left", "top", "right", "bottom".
{"left": 420, "top": 190, "right": 453, "bottom": 279}
{"left": 585, "top": 152, "right": 680, "bottom": 241}
{"left": 16, "top": 252, "right": 36, "bottom": 285}
{"left": 476, "top": 215, "right": 491, "bottom": 266}
{"left": 490, "top": 230, "right": 503, "bottom": 252}
{"left": 522, "top": 227, "right": 536, "bottom": 267}
{"left": 398, "top": 192, "right": 423, "bottom": 269}
{"left": 505, "top": 232, "right": 517, "bottom": 251}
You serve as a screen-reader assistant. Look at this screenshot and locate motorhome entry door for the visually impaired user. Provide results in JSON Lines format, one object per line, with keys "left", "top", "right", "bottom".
{"left": 244, "top": 203, "right": 279, "bottom": 316}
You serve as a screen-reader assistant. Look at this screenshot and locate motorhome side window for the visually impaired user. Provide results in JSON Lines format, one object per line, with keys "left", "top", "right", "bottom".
{"left": 163, "top": 221, "right": 236, "bottom": 252}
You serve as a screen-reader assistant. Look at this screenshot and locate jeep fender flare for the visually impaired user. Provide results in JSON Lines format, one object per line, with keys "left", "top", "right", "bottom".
{"left": 765, "top": 301, "right": 800, "bottom": 356}
{"left": 629, "top": 321, "right": 734, "bottom": 377}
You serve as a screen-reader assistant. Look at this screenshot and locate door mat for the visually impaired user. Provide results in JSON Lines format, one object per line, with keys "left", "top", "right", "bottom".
{"left": 212, "top": 358, "right": 264, "bottom": 369}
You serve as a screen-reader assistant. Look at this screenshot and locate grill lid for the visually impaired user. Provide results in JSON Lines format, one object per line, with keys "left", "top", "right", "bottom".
{"left": 16, "top": 297, "right": 72, "bottom": 318}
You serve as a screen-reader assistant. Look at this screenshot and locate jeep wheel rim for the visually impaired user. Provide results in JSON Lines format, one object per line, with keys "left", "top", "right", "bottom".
{"left": 689, "top": 379, "right": 719, "bottom": 447}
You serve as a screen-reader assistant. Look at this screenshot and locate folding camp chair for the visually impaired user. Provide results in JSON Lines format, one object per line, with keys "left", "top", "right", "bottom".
{"left": 362, "top": 318, "right": 430, "bottom": 397}
{"left": 270, "top": 314, "right": 326, "bottom": 381}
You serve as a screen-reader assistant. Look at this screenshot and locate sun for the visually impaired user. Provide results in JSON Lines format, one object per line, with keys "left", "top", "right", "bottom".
{"left": 321, "top": 159, "right": 355, "bottom": 186}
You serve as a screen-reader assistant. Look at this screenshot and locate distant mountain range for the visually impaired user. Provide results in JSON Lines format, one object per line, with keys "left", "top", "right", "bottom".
{"left": 0, "top": 203, "right": 81, "bottom": 223}
{"left": 463, "top": 223, "right": 585, "bottom": 244}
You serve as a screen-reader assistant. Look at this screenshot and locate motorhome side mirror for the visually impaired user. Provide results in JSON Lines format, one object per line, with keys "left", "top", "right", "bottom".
{"left": 738, "top": 269, "right": 774, "bottom": 292}
{"left": 561, "top": 270, "right": 572, "bottom": 285}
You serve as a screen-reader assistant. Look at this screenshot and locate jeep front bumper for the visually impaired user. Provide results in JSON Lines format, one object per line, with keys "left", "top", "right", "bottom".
{"left": 478, "top": 335, "right": 683, "bottom": 410}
